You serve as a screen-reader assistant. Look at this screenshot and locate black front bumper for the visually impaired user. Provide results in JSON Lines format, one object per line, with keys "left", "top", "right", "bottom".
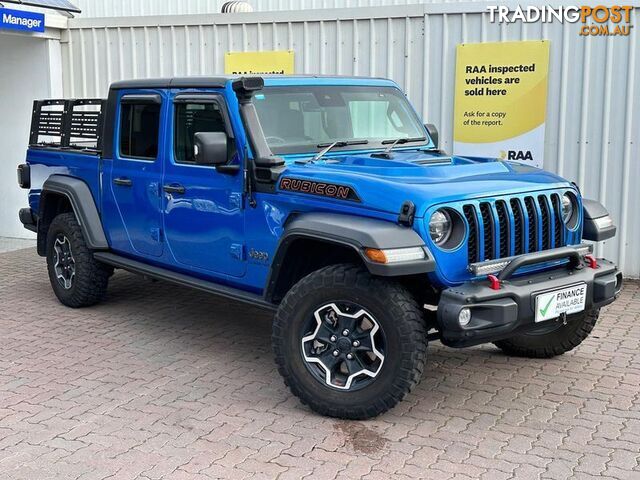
{"left": 437, "top": 256, "right": 622, "bottom": 348}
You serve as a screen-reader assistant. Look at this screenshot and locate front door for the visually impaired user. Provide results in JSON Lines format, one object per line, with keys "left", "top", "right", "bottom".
{"left": 108, "top": 91, "right": 165, "bottom": 257}
{"left": 162, "top": 92, "right": 246, "bottom": 277}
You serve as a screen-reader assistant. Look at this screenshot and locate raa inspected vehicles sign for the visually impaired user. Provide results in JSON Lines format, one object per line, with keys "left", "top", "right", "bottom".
{"left": 0, "top": 7, "right": 45, "bottom": 33}
{"left": 453, "top": 40, "right": 550, "bottom": 168}
{"left": 224, "top": 50, "right": 294, "bottom": 74}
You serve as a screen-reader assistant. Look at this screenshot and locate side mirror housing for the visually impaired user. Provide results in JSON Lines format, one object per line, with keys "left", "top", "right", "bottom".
{"left": 424, "top": 123, "right": 439, "bottom": 149}
{"left": 194, "top": 132, "right": 227, "bottom": 166}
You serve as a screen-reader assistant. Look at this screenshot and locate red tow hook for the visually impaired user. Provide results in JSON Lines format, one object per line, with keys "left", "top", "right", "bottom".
{"left": 585, "top": 254, "right": 598, "bottom": 269}
{"left": 487, "top": 274, "right": 501, "bottom": 290}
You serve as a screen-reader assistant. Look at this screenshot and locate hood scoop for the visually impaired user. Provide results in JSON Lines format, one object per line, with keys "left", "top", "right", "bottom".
{"left": 414, "top": 156, "right": 454, "bottom": 165}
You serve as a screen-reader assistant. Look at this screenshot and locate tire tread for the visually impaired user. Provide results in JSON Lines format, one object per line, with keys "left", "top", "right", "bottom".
{"left": 272, "top": 264, "right": 427, "bottom": 419}
{"left": 494, "top": 309, "right": 599, "bottom": 359}
{"left": 46, "top": 213, "right": 111, "bottom": 308}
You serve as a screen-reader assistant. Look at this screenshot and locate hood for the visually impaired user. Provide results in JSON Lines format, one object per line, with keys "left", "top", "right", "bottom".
{"left": 279, "top": 150, "right": 573, "bottom": 217}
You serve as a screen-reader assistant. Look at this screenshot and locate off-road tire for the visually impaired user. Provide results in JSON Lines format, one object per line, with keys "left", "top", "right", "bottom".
{"left": 46, "top": 213, "right": 112, "bottom": 308}
{"left": 272, "top": 264, "right": 427, "bottom": 419}
{"left": 493, "top": 309, "right": 600, "bottom": 358}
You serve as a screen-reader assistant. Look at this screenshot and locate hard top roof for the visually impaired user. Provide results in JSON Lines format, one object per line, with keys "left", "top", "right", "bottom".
{"left": 109, "top": 75, "right": 398, "bottom": 90}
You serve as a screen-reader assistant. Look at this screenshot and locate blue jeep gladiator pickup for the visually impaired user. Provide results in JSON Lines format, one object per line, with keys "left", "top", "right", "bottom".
{"left": 18, "top": 75, "right": 622, "bottom": 419}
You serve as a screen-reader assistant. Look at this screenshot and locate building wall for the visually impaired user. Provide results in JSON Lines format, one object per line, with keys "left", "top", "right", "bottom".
{"left": 73, "top": 0, "right": 476, "bottom": 18}
{"left": 62, "top": 3, "right": 640, "bottom": 276}
{"left": 0, "top": 34, "right": 63, "bottom": 239}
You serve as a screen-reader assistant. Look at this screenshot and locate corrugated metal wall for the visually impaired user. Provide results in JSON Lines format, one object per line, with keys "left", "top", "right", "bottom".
{"left": 73, "top": 0, "right": 476, "bottom": 18}
{"left": 62, "top": 3, "right": 640, "bottom": 277}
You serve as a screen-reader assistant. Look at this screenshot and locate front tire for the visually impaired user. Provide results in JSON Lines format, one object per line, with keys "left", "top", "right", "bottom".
{"left": 493, "top": 309, "right": 600, "bottom": 358}
{"left": 46, "top": 213, "right": 112, "bottom": 308}
{"left": 272, "top": 264, "right": 427, "bottom": 419}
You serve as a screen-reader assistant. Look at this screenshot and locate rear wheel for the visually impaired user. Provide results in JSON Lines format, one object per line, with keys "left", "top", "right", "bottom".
{"left": 493, "top": 309, "right": 599, "bottom": 358}
{"left": 272, "top": 264, "right": 427, "bottom": 419}
{"left": 46, "top": 213, "right": 112, "bottom": 308}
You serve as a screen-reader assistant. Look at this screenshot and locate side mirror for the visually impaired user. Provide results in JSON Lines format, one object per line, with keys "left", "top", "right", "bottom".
{"left": 424, "top": 123, "right": 439, "bottom": 149}
{"left": 194, "top": 132, "right": 227, "bottom": 166}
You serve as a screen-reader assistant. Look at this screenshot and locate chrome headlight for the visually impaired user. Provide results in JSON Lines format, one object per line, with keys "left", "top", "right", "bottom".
{"left": 429, "top": 209, "right": 452, "bottom": 246}
{"left": 561, "top": 193, "right": 574, "bottom": 224}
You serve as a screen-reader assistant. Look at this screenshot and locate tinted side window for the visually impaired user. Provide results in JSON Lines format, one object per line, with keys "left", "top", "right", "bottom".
{"left": 174, "top": 102, "right": 227, "bottom": 164}
{"left": 119, "top": 103, "right": 161, "bottom": 160}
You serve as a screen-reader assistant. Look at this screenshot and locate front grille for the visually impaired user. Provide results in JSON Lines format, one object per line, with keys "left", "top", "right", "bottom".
{"left": 496, "top": 200, "right": 510, "bottom": 258}
{"left": 463, "top": 205, "right": 479, "bottom": 264}
{"left": 510, "top": 198, "right": 524, "bottom": 256}
{"left": 551, "top": 194, "right": 564, "bottom": 247}
{"left": 464, "top": 193, "right": 570, "bottom": 264}
{"left": 538, "top": 195, "right": 551, "bottom": 250}
{"left": 479, "top": 202, "right": 494, "bottom": 260}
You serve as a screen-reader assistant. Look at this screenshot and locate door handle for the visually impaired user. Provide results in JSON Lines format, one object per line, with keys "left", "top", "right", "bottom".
{"left": 113, "top": 177, "right": 132, "bottom": 186}
{"left": 163, "top": 184, "right": 186, "bottom": 194}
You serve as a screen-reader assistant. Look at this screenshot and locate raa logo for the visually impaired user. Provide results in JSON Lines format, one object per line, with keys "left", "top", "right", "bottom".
{"left": 499, "top": 150, "right": 533, "bottom": 161}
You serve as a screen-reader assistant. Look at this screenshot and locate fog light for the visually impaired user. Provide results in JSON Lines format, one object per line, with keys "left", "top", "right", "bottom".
{"left": 458, "top": 308, "right": 472, "bottom": 326}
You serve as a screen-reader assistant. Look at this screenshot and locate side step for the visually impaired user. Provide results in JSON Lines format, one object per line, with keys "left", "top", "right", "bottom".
{"left": 93, "top": 252, "right": 277, "bottom": 311}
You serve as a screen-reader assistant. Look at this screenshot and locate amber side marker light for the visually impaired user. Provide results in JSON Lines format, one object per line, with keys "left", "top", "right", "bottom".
{"left": 364, "top": 247, "right": 426, "bottom": 264}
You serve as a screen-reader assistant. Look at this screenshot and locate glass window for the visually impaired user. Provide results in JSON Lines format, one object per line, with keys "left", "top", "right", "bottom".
{"left": 119, "top": 103, "right": 160, "bottom": 160}
{"left": 253, "top": 86, "right": 426, "bottom": 154}
{"left": 174, "top": 102, "right": 227, "bottom": 164}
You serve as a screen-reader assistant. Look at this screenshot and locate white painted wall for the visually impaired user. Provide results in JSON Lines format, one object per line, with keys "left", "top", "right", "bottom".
{"left": 73, "top": 0, "right": 481, "bottom": 17}
{"left": 0, "top": 34, "right": 62, "bottom": 239}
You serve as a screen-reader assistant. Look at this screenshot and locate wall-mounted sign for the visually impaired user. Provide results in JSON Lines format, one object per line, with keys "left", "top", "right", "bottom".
{"left": 225, "top": 50, "right": 294, "bottom": 75}
{"left": 453, "top": 40, "right": 550, "bottom": 168}
{"left": 0, "top": 7, "right": 45, "bottom": 33}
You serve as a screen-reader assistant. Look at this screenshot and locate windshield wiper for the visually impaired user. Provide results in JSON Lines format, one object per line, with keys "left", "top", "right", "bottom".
{"left": 314, "top": 139, "right": 369, "bottom": 161}
{"left": 295, "top": 139, "right": 369, "bottom": 164}
{"left": 380, "top": 136, "right": 426, "bottom": 154}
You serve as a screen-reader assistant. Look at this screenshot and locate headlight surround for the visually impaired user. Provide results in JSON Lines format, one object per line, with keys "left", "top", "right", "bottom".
{"left": 428, "top": 208, "right": 465, "bottom": 250}
{"left": 561, "top": 192, "right": 579, "bottom": 230}
{"left": 429, "top": 209, "right": 452, "bottom": 246}
{"left": 561, "top": 194, "right": 574, "bottom": 224}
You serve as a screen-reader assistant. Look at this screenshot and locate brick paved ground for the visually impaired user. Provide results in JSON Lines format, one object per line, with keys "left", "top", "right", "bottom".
{"left": 0, "top": 247, "right": 638, "bottom": 480}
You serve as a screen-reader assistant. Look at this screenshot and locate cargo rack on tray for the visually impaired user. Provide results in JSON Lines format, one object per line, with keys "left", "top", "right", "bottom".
{"left": 29, "top": 98, "right": 106, "bottom": 153}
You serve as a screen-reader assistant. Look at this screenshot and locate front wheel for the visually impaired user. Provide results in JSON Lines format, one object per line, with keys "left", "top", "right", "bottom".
{"left": 494, "top": 308, "right": 600, "bottom": 358}
{"left": 272, "top": 264, "right": 427, "bottom": 419}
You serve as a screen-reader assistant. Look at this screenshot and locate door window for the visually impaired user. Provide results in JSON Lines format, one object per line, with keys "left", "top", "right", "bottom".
{"left": 119, "top": 102, "right": 161, "bottom": 160}
{"left": 174, "top": 102, "right": 227, "bottom": 164}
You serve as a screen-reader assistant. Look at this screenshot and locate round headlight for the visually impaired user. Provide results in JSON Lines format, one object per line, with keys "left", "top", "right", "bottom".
{"left": 561, "top": 193, "right": 574, "bottom": 224}
{"left": 429, "top": 209, "right": 452, "bottom": 245}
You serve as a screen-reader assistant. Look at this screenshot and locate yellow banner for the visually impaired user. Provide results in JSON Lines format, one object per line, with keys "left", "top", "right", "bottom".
{"left": 453, "top": 41, "right": 550, "bottom": 168}
{"left": 224, "top": 50, "right": 294, "bottom": 75}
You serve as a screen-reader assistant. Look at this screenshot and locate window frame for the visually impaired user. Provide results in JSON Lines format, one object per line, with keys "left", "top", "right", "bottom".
{"left": 118, "top": 94, "right": 162, "bottom": 161}
{"left": 172, "top": 93, "right": 235, "bottom": 166}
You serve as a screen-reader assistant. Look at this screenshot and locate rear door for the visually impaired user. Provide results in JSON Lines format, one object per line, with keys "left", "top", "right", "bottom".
{"left": 107, "top": 91, "right": 165, "bottom": 257}
{"left": 161, "top": 91, "right": 246, "bottom": 277}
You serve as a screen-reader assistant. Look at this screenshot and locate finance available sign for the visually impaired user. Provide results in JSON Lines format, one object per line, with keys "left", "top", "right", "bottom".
{"left": 453, "top": 40, "right": 550, "bottom": 168}
{"left": 0, "top": 7, "right": 45, "bottom": 33}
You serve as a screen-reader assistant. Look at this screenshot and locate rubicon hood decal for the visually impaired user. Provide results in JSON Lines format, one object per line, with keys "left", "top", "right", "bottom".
{"left": 279, "top": 177, "right": 360, "bottom": 202}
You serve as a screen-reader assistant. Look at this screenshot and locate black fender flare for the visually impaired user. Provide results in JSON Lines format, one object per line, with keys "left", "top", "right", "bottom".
{"left": 39, "top": 175, "right": 109, "bottom": 251}
{"left": 582, "top": 198, "right": 616, "bottom": 241}
{"left": 265, "top": 212, "right": 436, "bottom": 300}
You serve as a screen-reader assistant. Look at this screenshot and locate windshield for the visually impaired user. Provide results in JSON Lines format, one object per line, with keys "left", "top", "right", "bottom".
{"left": 253, "top": 85, "right": 428, "bottom": 155}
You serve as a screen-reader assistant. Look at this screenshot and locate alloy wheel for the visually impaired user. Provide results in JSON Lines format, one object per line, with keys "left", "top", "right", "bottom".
{"left": 53, "top": 235, "right": 75, "bottom": 290}
{"left": 300, "top": 302, "right": 386, "bottom": 391}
